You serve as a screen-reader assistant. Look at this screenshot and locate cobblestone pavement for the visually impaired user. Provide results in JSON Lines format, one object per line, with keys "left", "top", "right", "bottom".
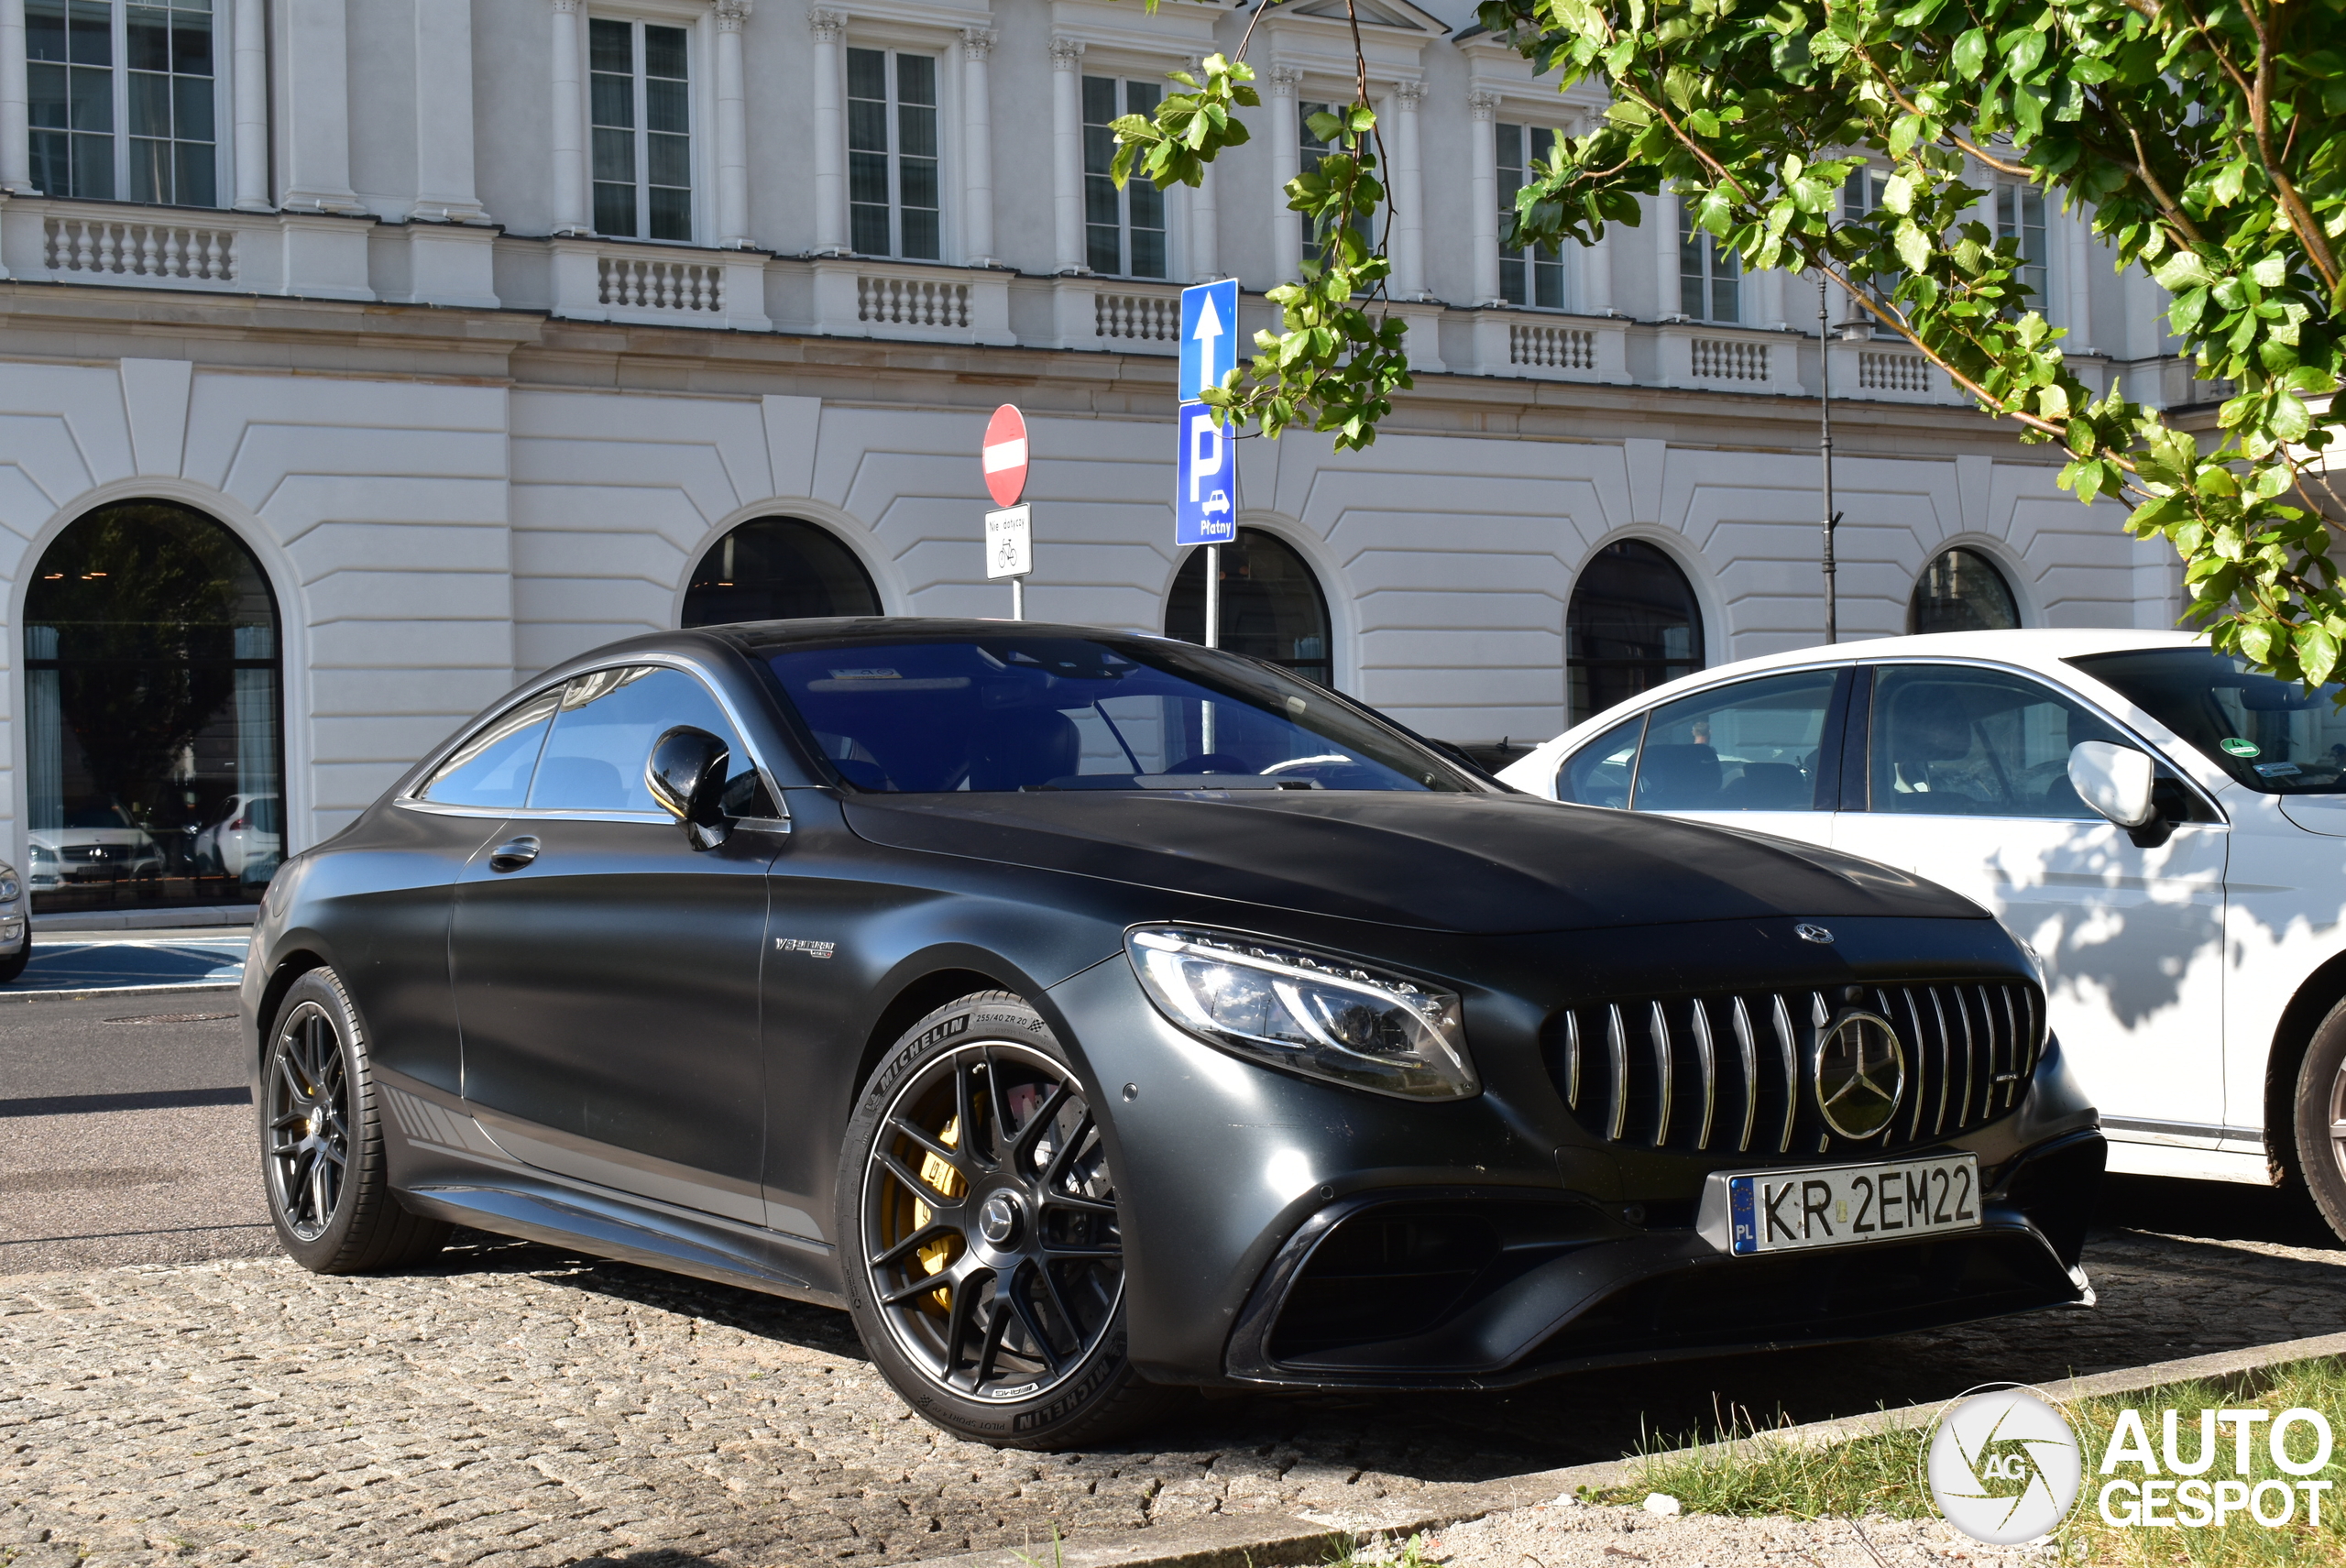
{"left": 5, "top": 1183, "right": 2344, "bottom": 1568}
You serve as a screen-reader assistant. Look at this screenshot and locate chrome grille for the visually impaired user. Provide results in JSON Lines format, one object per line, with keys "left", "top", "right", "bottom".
{"left": 1548, "top": 981, "right": 2044, "bottom": 1156}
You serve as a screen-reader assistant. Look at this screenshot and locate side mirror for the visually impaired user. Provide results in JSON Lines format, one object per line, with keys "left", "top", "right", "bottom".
{"left": 647, "top": 726, "right": 734, "bottom": 849}
{"left": 2068, "top": 740, "right": 2157, "bottom": 830}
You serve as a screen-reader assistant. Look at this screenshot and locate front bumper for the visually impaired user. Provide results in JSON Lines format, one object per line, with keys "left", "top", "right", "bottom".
{"left": 1045, "top": 927, "right": 2102, "bottom": 1392}
{"left": 1221, "top": 1130, "right": 2100, "bottom": 1389}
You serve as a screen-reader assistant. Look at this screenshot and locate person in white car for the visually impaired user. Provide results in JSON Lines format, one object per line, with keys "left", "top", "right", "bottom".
{"left": 1498, "top": 629, "right": 2346, "bottom": 1241}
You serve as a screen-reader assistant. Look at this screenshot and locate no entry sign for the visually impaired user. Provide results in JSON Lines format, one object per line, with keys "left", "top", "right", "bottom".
{"left": 981, "top": 403, "right": 1028, "bottom": 508}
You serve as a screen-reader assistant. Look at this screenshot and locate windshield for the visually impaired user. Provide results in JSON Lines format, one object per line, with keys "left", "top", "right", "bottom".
{"left": 2068, "top": 646, "right": 2346, "bottom": 795}
{"left": 762, "top": 636, "right": 1477, "bottom": 794}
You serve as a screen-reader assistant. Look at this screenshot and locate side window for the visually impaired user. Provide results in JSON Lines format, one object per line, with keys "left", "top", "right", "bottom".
{"left": 420, "top": 690, "right": 559, "bottom": 807}
{"left": 527, "top": 666, "right": 773, "bottom": 816}
{"left": 1868, "top": 664, "right": 2124, "bottom": 818}
{"left": 1630, "top": 670, "right": 1839, "bottom": 812}
{"left": 1557, "top": 714, "right": 1644, "bottom": 807}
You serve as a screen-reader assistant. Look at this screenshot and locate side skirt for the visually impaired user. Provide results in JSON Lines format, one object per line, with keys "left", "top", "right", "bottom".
{"left": 377, "top": 1074, "right": 847, "bottom": 1310}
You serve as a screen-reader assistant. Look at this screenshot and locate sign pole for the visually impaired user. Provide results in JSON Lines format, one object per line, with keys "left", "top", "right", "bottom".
{"left": 1012, "top": 576, "right": 1024, "bottom": 621}
{"left": 1203, "top": 544, "right": 1219, "bottom": 649}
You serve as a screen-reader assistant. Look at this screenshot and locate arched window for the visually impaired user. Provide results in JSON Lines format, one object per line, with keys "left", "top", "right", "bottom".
{"left": 1567, "top": 540, "right": 1705, "bottom": 725}
{"left": 681, "top": 518, "right": 882, "bottom": 628}
{"left": 24, "top": 501, "right": 282, "bottom": 910}
{"left": 1909, "top": 547, "right": 2020, "bottom": 635}
{"left": 1166, "top": 527, "right": 1333, "bottom": 687}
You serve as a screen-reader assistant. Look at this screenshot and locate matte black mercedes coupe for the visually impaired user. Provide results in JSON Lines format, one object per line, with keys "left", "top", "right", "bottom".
{"left": 246, "top": 618, "right": 2104, "bottom": 1447}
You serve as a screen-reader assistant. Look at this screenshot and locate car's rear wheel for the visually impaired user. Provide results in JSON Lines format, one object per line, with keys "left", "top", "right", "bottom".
{"left": 262, "top": 968, "right": 449, "bottom": 1272}
{"left": 838, "top": 992, "right": 1183, "bottom": 1449}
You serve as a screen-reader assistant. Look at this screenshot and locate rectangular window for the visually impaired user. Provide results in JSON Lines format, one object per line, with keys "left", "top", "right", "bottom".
{"left": 1082, "top": 76, "right": 1165, "bottom": 278}
{"left": 847, "top": 47, "right": 939, "bottom": 260}
{"left": 589, "top": 17, "right": 692, "bottom": 242}
{"left": 1994, "top": 184, "right": 2047, "bottom": 314}
{"left": 1678, "top": 201, "right": 1738, "bottom": 323}
{"left": 28, "top": 0, "right": 216, "bottom": 206}
{"left": 1299, "top": 99, "right": 1374, "bottom": 264}
{"left": 1496, "top": 122, "right": 1563, "bottom": 309}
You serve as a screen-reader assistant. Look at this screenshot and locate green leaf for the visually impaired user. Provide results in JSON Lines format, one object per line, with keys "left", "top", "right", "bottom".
{"left": 2297, "top": 624, "right": 2341, "bottom": 686}
{"left": 1894, "top": 219, "right": 1932, "bottom": 274}
{"left": 2154, "top": 251, "right": 2215, "bottom": 291}
{"left": 1952, "top": 27, "right": 1989, "bottom": 79}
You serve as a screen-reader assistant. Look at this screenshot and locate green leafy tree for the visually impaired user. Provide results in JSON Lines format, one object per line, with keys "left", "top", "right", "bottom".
{"left": 1114, "top": 0, "right": 2345, "bottom": 683}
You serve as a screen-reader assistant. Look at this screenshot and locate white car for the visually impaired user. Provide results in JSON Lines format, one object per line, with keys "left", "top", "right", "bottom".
{"left": 1498, "top": 629, "right": 2346, "bottom": 1240}
{"left": 194, "top": 792, "right": 282, "bottom": 879}
{"left": 29, "top": 806, "right": 165, "bottom": 893}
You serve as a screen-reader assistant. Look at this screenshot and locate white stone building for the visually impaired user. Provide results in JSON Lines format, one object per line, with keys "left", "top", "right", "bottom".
{"left": 0, "top": 0, "right": 2202, "bottom": 911}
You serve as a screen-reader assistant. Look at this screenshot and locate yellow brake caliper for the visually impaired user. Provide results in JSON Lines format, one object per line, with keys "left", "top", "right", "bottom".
{"left": 912, "top": 1115, "right": 964, "bottom": 1310}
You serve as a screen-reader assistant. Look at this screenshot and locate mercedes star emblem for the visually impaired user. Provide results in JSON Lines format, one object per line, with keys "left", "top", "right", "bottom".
{"left": 1815, "top": 1010, "right": 1907, "bottom": 1138}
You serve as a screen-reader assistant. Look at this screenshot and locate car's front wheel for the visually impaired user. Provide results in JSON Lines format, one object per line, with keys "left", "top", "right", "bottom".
{"left": 837, "top": 992, "right": 1182, "bottom": 1449}
{"left": 261, "top": 968, "right": 450, "bottom": 1272}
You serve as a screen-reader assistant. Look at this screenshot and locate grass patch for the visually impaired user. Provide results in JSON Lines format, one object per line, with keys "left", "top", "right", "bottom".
{"left": 1591, "top": 1359, "right": 2346, "bottom": 1565}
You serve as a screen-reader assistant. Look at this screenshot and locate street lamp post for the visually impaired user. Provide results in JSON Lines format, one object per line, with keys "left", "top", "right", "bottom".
{"left": 1820, "top": 269, "right": 1841, "bottom": 645}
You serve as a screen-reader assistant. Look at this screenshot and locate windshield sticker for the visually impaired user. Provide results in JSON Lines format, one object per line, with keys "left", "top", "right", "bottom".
{"left": 2221, "top": 737, "right": 2262, "bottom": 758}
{"left": 2255, "top": 761, "right": 2302, "bottom": 777}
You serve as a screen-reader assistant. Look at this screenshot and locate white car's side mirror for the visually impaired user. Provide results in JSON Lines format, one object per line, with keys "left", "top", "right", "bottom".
{"left": 2069, "top": 740, "right": 2157, "bottom": 828}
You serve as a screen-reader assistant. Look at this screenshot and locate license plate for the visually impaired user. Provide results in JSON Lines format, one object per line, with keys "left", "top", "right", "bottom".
{"left": 1701, "top": 1153, "right": 1979, "bottom": 1256}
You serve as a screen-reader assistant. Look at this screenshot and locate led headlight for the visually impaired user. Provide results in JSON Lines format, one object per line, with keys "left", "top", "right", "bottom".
{"left": 1125, "top": 927, "right": 1477, "bottom": 1101}
{"left": 0, "top": 876, "right": 18, "bottom": 902}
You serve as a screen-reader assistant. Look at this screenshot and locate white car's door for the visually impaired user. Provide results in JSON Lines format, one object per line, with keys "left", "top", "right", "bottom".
{"left": 1829, "top": 662, "right": 2229, "bottom": 1135}
{"left": 1551, "top": 666, "right": 1848, "bottom": 852}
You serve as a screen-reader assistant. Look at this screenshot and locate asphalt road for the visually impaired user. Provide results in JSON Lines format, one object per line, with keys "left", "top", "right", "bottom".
{"left": 0, "top": 993, "right": 264, "bottom": 1274}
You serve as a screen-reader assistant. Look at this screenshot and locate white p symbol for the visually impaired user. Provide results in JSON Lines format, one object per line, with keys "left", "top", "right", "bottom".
{"left": 1188, "top": 409, "right": 1223, "bottom": 501}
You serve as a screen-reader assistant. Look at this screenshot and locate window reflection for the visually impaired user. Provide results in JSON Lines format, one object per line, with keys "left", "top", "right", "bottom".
{"left": 681, "top": 518, "right": 882, "bottom": 627}
{"left": 24, "top": 500, "right": 282, "bottom": 910}
{"left": 1166, "top": 527, "right": 1334, "bottom": 689}
{"left": 1567, "top": 541, "right": 1704, "bottom": 725}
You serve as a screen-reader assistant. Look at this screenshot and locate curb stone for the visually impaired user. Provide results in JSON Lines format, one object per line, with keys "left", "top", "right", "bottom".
{"left": 0, "top": 980, "right": 239, "bottom": 1003}
{"left": 916, "top": 1330, "right": 2346, "bottom": 1568}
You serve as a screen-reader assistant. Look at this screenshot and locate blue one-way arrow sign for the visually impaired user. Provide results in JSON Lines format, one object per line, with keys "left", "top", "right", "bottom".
{"left": 1178, "top": 279, "right": 1238, "bottom": 403}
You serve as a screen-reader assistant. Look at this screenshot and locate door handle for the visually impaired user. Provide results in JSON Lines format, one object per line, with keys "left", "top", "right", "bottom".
{"left": 488, "top": 836, "right": 540, "bottom": 872}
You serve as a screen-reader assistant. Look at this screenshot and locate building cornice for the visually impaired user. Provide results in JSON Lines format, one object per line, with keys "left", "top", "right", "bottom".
{"left": 0, "top": 280, "right": 2074, "bottom": 465}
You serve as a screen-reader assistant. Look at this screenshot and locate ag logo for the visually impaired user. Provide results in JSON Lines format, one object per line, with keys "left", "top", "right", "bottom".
{"left": 1814, "top": 1010, "right": 1905, "bottom": 1138}
{"left": 1923, "top": 1385, "right": 2082, "bottom": 1544}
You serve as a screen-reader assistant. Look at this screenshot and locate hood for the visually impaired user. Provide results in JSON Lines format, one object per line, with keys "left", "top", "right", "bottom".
{"left": 842, "top": 790, "right": 1984, "bottom": 934}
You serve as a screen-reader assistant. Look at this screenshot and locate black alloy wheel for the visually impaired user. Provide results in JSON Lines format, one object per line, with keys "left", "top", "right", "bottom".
{"left": 840, "top": 992, "right": 1182, "bottom": 1447}
{"left": 868, "top": 1038, "right": 1121, "bottom": 1395}
{"left": 266, "top": 998, "right": 350, "bottom": 1242}
{"left": 2297, "top": 995, "right": 2346, "bottom": 1245}
{"left": 259, "top": 968, "right": 450, "bottom": 1272}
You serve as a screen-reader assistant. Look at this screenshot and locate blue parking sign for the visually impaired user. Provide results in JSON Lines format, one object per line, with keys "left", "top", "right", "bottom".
{"left": 1175, "top": 403, "right": 1236, "bottom": 545}
{"left": 1178, "top": 280, "right": 1238, "bottom": 403}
